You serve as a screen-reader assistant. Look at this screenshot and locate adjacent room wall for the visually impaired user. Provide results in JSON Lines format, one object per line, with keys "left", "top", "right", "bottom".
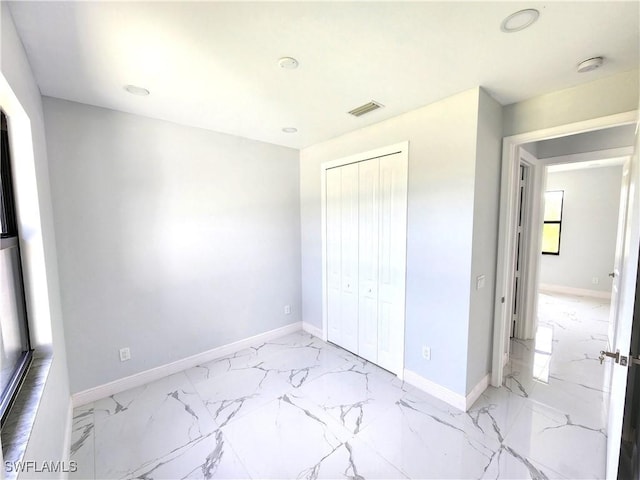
{"left": 43, "top": 98, "right": 302, "bottom": 394}
{"left": 300, "top": 88, "right": 499, "bottom": 396}
{"left": 0, "top": 3, "right": 71, "bottom": 475}
{"left": 540, "top": 165, "right": 623, "bottom": 293}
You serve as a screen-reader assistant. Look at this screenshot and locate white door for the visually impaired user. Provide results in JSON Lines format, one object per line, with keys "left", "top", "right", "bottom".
{"left": 358, "top": 158, "right": 379, "bottom": 363}
{"left": 338, "top": 163, "right": 359, "bottom": 354}
{"left": 376, "top": 153, "right": 408, "bottom": 374}
{"left": 326, "top": 167, "right": 342, "bottom": 344}
{"left": 608, "top": 160, "right": 631, "bottom": 351}
{"left": 323, "top": 142, "right": 409, "bottom": 377}
{"left": 605, "top": 145, "right": 639, "bottom": 477}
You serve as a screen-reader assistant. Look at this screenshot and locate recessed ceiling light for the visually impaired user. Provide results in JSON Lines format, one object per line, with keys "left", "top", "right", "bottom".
{"left": 124, "top": 85, "right": 150, "bottom": 96}
{"left": 577, "top": 57, "right": 604, "bottom": 73}
{"left": 501, "top": 9, "right": 540, "bottom": 33}
{"left": 278, "top": 57, "right": 299, "bottom": 69}
{"left": 282, "top": 127, "right": 298, "bottom": 133}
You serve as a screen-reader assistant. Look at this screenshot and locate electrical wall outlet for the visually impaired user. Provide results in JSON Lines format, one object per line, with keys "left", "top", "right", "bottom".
{"left": 119, "top": 347, "right": 131, "bottom": 362}
{"left": 284, "top": 305, "right": 291, "bottom": 315}
{"left": 592, "top": 277, "right": 599, "bottom": 285}
{"left": 422, "top": 346, "right": 431, "bottom": 360}
{"left": 476, "top": 275, "right": 486, "bottom": 290}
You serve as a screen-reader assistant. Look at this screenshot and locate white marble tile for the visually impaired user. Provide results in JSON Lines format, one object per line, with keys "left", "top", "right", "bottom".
{"left": 357, "top": 396, "right": 499, "bottom": 479}
{"left": 547, "top": 355, "right": 609, "bottom": 392}
{"left": 188, "top": 362, "right": 292, "bottom": 428}
{"left": 293, "top": 360, "right": 401, "bottom": 435}
{"left": 466, "top": 385, "right": 531, "bottom": 445}
{"left": 221, "top": 392, "right": 351, "bottom": 478}
{"left": 504, "top": 399, "right": 606, "bottom": 479}
{"left": 124, "top": 429, "right": 250, "bottom": 479}
{"left": 93, "top": 372, "right": 219, "bottom": 478}
{"left": 509, "top": 338, "right": 537, "bottom": 365}
{"left": 502, "top": 359, "right": 546, "bottom": 400}
{"left": 183, "top": 349, "right": 258, "bottom": 384}
{"left": 480, "top": 443, "right": 569, "bottom": 479}
{"left": 247, "top": 339, "right": 356, "bottom": 390}
{"left": 526, "top": 375, "right": 608, "bottom": 432}
{"left": 313, "top": 436, "right": 408, "bottom": 479}
{"left": 69, "top": 404, "right": 95, "bottom": 480}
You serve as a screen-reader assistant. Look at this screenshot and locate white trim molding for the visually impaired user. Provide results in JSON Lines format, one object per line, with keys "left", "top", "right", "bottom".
{"left": 491, "top": 110, "right": 638, "bottom": 388}
{"left": 403, "top": 370, "right": 489, "bottom": 412}
{"left": 539, "top": 283, "right": 612, "bottom": 299}
{"left": 72, "top": 322, "right": 302, "bottom": 407}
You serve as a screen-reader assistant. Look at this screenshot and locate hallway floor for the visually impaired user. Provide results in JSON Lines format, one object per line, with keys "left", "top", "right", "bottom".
{"left": 70, "top": 293, "right": 609, "bottom": 479}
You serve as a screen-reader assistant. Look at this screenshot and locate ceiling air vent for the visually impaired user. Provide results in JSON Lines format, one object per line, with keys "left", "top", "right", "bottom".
{"left": 348, "top": 101, "right": 384, "bottom": 117}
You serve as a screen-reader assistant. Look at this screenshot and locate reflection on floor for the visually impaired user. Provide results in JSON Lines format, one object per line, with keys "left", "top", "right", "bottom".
{"left": 70, "top": 293, "right": 609, "bottom": 479}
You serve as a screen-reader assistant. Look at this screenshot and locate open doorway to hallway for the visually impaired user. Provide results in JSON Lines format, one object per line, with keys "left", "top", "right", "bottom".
{"left": 495, "top": 123, "right": 636, "bottom": 478}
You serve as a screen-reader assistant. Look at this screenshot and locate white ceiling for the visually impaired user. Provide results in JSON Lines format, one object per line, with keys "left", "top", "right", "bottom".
{"left": 7, "top": 1, "right": 640, "bottom": 149}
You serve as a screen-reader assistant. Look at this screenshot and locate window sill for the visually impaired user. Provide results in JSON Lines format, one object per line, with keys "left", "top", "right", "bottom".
{"left": 1, "top": 349, "right": 53, "bottom": 480}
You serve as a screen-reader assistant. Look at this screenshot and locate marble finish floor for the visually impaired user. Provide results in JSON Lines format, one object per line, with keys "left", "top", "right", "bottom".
{"left": 70, "top": 293, "right": 610, "bottom": 479}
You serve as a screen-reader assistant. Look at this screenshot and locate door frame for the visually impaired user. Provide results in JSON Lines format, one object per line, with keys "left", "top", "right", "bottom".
{"left": 511, "top": 151, "right": 546, "bottom": 342}
{"left": 320, "top": 141, "right": 409, "bottom": 378}
{"left": 491, "top": 111, "right": 638, "bottom": 387}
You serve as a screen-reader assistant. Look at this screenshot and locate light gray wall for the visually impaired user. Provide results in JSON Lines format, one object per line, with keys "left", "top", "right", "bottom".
{"left": 536, "top": 124, "right": 636, "bottom": 159}
{"left": 0, "top": 3, "right": 71, "bottom": 474}
{"left": 300, "top": 88, "right": 484, "bottom": 395}
{"left": 503, "top": 69, "right": 639, "bottom": 137}
{"left": 540, "top": 166, "right": 623, "bottom": 292}
{"left": 43, "top": 98, "right": 301, "bottom": 394}
{"left": 466, "top": 89, "right": 502, "bottom": 392}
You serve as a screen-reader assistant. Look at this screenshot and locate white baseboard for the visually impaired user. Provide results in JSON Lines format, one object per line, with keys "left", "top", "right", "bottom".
{"left": 72, "top": 322, "right": 302, "bottom": 407}
{"left": 465, "top": 374, "right": 490, "bottom": 410}
{"left": 403, "top": 369, "right": 466, "bottom": 411}
{"left": 302, "top": 322, "right": 323, "bottom": 338}
{"left": 403, "top": 370, "right": 489, "bottom": 412}
{"left": 539, "top": 283, "right": 611, "bottom": 299}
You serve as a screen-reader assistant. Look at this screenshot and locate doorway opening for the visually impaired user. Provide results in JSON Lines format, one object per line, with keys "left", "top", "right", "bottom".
{"left": 492, "top": 111, "right": 639, "bottom": 479}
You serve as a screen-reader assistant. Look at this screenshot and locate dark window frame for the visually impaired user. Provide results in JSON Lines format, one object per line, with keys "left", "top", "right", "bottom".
{"left": 0, "top": 110, "right": 33, "bottom": 427}
{"left": 542, "top": 190, "right": 564, "bottom": 256}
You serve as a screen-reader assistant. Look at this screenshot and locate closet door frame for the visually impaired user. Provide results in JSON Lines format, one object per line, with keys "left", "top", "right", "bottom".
{"left": 320, "top": 141, "right": 409, "bottom": 379}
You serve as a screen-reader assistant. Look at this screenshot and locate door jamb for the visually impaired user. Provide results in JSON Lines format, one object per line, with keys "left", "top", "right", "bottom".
{"left": 511, "top": 151, "right": 545, "bottom": 341}
{"left": 491, "top": 111, "right": 638, "bottom": 387}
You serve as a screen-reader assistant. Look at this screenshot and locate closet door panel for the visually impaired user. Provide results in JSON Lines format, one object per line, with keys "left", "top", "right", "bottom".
{"left": 358, "top": 159, "right": 379, "bottom": 363}
{"left": 377, "top": 153, "right": 408, "bottom": 374}
{"left": 326, "top": 167, "right": 342, "bottom": 344}
{"left": 340, "top": 163, "right": 359, "bottom": 354}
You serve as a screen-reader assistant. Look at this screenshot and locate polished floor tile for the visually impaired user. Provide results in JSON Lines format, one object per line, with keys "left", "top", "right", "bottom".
{"left": 70, "top": 293, "right": 610, "bottom": 479}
